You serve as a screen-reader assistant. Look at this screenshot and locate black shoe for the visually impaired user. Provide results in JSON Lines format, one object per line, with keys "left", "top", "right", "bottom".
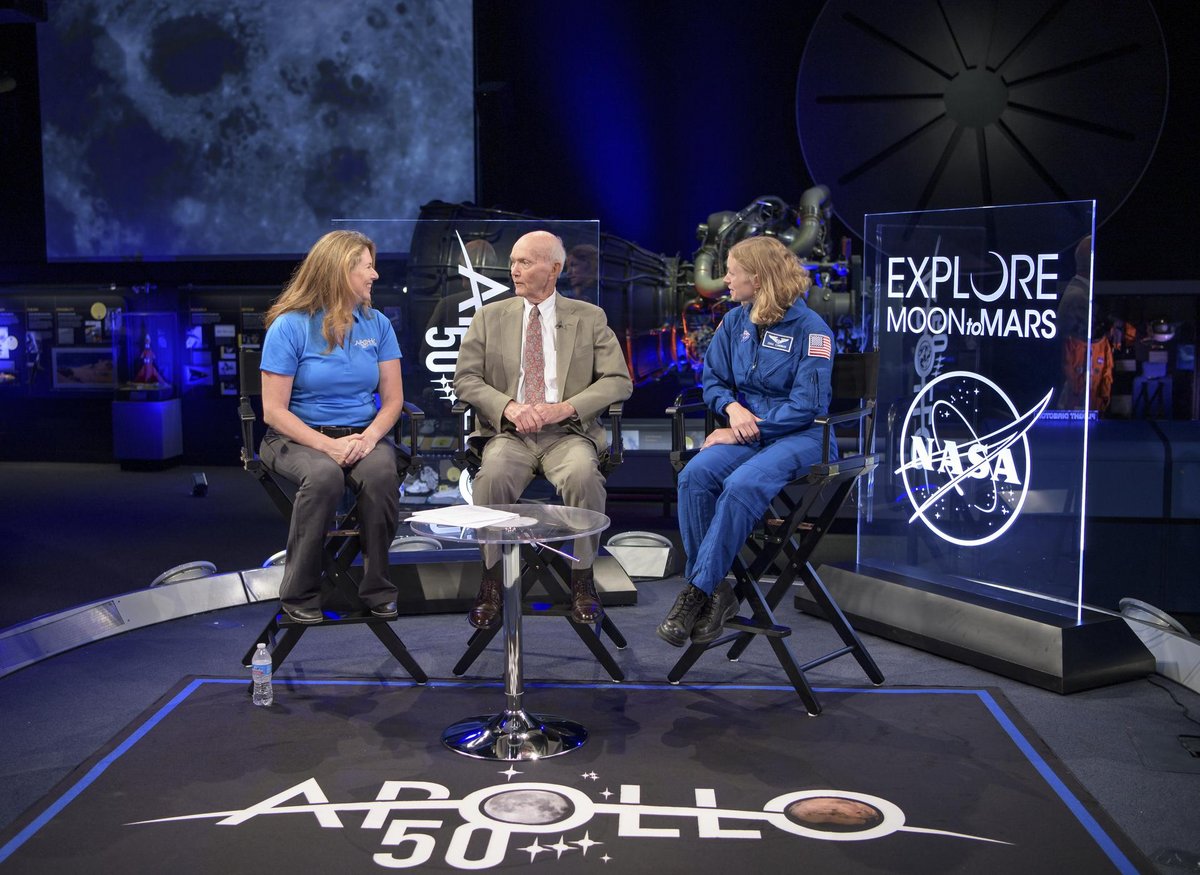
{"left": 690, "top": 580, "right": 739, "bottom": 644}
{"left": 570, "top": 569, "right": 604, "bottom": 624}
{"left": 281, "top": 604, "right": 323, "bottom": 625}
{"left": 656, "top": 584, "right": 707, "bottom": 647}
{"left": 370, "top": 601, "right": 398, "bottom": 619}
{"left": 469, "top": 576, "right": 503, "bottom": 630}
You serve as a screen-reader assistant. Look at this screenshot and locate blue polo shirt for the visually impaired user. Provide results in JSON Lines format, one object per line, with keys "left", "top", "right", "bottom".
{"left": 261, "top": 308, "right": 401, "bottom": 427}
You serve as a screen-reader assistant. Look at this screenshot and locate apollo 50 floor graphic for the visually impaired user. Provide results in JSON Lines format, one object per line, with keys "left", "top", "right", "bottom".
{"left": 0, "top": 679, "right": 1146, "bottom": 873}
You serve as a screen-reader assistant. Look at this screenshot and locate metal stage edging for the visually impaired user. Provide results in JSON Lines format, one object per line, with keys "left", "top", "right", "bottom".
{"left": 795, "top": 563, "right": 1156, "bottom": 694}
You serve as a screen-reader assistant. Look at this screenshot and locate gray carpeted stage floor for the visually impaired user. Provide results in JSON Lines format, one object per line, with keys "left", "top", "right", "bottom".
{"left": 1, "top": 584, "right": 1199, "bottom": 873}
{"left": 2, "top": 462, "right": 1199, "bottom": 872}
{"left": 0, "top": 677, "right": 1152, "bottom": 872}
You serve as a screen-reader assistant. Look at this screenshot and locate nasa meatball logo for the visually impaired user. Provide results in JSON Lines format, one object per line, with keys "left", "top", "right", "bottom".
{"left": 896, "top": 371, "right": 1051, "bottom": 547}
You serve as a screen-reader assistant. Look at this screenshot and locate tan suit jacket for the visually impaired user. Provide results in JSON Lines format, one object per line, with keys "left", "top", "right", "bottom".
{"left": 454, "top": 294, "right": 632, "bottom": 452}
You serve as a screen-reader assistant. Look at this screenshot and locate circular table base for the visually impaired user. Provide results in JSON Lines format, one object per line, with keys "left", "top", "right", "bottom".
{"left": 443, "top": 709, "right": 587, "bottom": 760}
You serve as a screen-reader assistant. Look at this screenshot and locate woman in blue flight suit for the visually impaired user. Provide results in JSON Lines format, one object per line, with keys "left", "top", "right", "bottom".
{"left": 658, "top": 235, "right": 834, "bottom": 646}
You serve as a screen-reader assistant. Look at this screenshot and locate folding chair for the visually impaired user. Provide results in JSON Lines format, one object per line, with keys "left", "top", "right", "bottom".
{"left": 665, "top": 351, "right": 885, "bottom": 714}
{"left": 237, "top": 346, "right": 428, "bottom": 685}
{"left": 449, "top": 400, "right": 629, "bottom": 681}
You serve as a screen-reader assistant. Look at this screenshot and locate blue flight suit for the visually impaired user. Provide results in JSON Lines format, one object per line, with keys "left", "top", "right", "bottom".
{"left": 678, "top": 297, "right": 835, "bottom": 594}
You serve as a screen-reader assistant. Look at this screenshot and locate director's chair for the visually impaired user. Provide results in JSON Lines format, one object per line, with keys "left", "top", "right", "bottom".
{"left": 237, "top": 347, "right": 428, "bottom": 685}
{"left": 448, "top": 400, "right": 629, "bottom": 681}
{"left": 666, "top": 350, "right": 885, "bottom": 714}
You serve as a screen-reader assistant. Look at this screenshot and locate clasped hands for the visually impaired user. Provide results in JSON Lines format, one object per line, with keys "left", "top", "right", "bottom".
{"left": 702, "top": 401, "right": 762, "bottom": 449}
{"left": 326, "top": 433, "right": 376, "bottom": 467}
{"left": 504, "top": 400, "right": 575, "bottom": 435}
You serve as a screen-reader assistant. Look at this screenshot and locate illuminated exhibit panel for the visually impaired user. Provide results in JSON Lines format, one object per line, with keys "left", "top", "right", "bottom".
{"left": 860, "top": 201, "right": 1095, "bottom": 621}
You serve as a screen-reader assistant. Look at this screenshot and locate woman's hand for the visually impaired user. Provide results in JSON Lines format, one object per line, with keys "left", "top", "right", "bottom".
{"left": 725, "top": 401, "right": 762, "bottom": 444}
{"left": 702, "top": 427, "right": 741, "bottom": 449}
{"left": 327, "top": 434, "right": 373, "bottom": 467}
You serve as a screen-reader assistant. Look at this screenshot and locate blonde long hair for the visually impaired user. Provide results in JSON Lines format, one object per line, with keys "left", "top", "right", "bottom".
{"left": 729, "top": 236, "right": 812, "bottom": 326}
{"left": 266, "top": 230, "right": 376, "bottom": 353}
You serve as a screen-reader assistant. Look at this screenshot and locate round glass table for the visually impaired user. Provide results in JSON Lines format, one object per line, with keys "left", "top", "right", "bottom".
{"left": 408, "top": 504, "right": 610, "bottom": 760}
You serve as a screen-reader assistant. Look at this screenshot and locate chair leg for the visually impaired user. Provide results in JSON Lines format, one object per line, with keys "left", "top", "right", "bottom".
{"left": 244, "top": 623, "right": 306, "bottom": 694}
{"left": 566, "top": 621, "right": 625, "bottom": 682}
{"left": 268, "top": 625, "right": 307, "bottom": 672}
{"left": 799, "top": 562, "right": 885, "bottom": 685}
{"left": 241, "top": 615, "right": 283, "bottom": 666}
{"left": 769, "top": 636, "right": 822, "bottom": 715}
{"left": 453, "top": 626, "right": 501, "bottom": 676}
{"left": 525, "top": 544, "right": 630, "bottom": 663}
{"left": 599, "top": 614, "right": 627, "bottom": 649}
{"left": 365, "top": 620, "right": 429, "bottom": 684}
{"left": 667, "top": 641, "right": 709, "bottom": 684}
{"left": 723, "top": 630, "right": 755, "bottom": 661}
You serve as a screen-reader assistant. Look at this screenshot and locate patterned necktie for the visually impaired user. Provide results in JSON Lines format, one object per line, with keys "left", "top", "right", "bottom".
{"left": 524, "top": 304, "right": 546, "bottom": 404}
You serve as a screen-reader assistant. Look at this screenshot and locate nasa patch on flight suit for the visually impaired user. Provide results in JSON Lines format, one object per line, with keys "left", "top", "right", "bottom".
{"left": 761, "top": 331, "right": 793, "bottom": 352}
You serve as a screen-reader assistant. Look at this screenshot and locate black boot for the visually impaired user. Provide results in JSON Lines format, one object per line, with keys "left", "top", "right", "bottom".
{"left": 570, "top": 568, "right": 604, "bottom": 624}
{"left": 690, "top": 580, "right": 738, "bottom": 644}
{"left": 656, "top": 584, "right": 707, "bottom": 647}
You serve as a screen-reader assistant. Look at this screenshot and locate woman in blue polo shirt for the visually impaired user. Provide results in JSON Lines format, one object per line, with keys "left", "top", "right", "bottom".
{"left": 259, "top": 230, "right": 404, "bottom": 624}
{"left": 658, "top": 235, "right": 834, "bottom": 647}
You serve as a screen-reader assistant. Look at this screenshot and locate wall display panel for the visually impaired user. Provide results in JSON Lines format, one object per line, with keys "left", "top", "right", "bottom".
{"left": 0, "top": 309, "right": 25, "bottom": 388}
{"left": 860, "top": 201, "right": 1095, "bottom": 620}
{"left": 184, "top": 292, "right": 275, "bottom": 397}
{"left": 2, "top": 294, "right": 127, "bottom": 396}
{"left": 36, "top": 1, "right": 475, "bottom": 261}
{"left": 50, "top": 346, "right": 118, "bottom": 391}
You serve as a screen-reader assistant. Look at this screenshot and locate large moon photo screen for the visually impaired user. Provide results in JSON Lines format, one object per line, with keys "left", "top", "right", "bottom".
{"left": 36, "top": 1, "right": 475, "bottom": 261}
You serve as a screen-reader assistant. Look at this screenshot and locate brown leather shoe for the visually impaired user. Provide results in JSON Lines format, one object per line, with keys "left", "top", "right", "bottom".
{"left": 469, "top": 576, "right": 503, "bottom": 630}
{"left": 570, "top": 568, "right": 603, "bottom": 625}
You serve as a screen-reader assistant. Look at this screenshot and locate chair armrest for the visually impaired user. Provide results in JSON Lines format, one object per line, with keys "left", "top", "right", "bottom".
{"left": 394, "top": 401, "right": 424, "bottom": 464}
{"left": 813, "top": 399, "right": 876, "bottom": 463}
{"left": 450, "top": 400, "right": 475, "bottom": 468}
{"left": 606, "top": 402, "right": 624, "bottom": 469}
{"left": 667, "top": 388, "right": 720, "bottom": 457}
{"left": 238, "top": 396, "right": 258, "bottom": 468}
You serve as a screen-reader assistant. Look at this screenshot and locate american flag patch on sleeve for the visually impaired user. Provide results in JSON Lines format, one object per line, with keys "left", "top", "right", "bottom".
{"left": 807, "top": 333, "right": 832, "bottom": 359}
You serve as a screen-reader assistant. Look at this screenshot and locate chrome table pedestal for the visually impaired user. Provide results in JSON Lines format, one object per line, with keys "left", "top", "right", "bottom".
{"left": 411, "top": 505, "right": 609, "bottom": 760}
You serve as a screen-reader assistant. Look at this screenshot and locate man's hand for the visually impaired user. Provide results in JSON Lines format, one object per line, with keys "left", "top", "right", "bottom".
{"left": 531, "top": 401, "right": 575, "bottom": 426}
{"left": 504, "top": 400, "right": 547, "bottom": 435}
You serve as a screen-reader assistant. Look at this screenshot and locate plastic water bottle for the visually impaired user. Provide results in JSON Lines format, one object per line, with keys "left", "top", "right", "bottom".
{"left": 251, "top": 643, "right": 273, "bottom": 707}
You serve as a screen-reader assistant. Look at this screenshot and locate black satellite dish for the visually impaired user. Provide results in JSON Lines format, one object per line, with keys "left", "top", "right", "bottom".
{"left": 796, "top": 0, "right": 1168, "bottom": 237}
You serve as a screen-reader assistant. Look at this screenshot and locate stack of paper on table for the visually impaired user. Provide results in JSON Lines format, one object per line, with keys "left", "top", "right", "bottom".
{"left": 406, "top": 505, "right": 520, "bottom": 528}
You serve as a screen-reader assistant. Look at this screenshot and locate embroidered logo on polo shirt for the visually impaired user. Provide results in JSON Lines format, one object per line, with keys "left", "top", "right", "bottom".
{"left": 353, "top": 338, "right": 378, "bottom": 349}
{"left": 762, "top": 331, "right": 793, "bottom": 352}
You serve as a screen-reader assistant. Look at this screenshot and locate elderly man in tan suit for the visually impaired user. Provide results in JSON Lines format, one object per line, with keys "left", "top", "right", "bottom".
{"left": 454, "top": 230, "right": 633, "bottom": 630}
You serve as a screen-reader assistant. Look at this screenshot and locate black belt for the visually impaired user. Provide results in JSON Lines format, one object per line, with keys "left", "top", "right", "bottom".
{"left": 314, "top": 425, "right": 365, "bottom": 438}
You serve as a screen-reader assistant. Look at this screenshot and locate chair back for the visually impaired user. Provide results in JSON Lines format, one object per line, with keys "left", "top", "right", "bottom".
{"left": 828, "top": 350, "right": 880, "bottom": 452}
{"left": 239, "top": 346, "right": 263, "bottom": 396}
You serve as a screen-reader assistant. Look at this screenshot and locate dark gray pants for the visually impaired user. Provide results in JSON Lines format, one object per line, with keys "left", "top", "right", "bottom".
{"left": 259, "top": 431, "right": 399, "bottom": 612}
